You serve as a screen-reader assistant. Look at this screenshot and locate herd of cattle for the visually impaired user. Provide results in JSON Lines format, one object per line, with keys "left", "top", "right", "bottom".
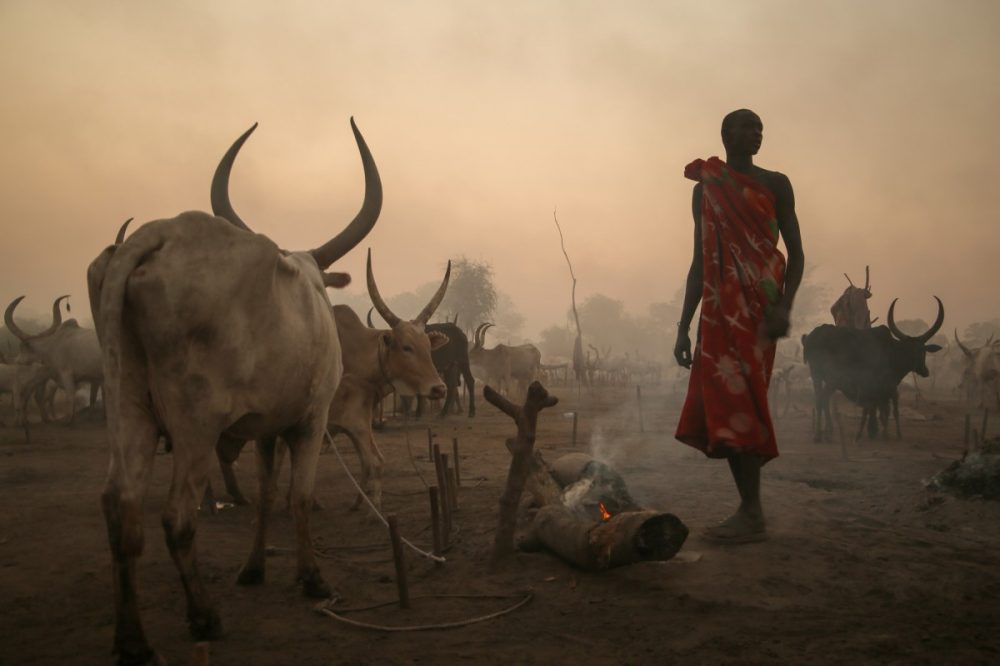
{"left": 1, "top": 121, "right": 997, "bottom": 664}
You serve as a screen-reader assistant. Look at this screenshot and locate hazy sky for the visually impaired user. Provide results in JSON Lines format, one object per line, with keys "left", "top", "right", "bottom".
{"left": 1, "top": 0, "right": 997, "bottom": 341}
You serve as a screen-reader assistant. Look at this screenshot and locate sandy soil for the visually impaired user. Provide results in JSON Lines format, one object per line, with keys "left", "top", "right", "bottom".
{"left": 2, "top": 385, "right": 999, "bottom": 665}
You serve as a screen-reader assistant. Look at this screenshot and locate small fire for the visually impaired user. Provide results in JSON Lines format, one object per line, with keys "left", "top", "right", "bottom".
{"left": 598, "top": 502, "right": 612, "bottom": 521}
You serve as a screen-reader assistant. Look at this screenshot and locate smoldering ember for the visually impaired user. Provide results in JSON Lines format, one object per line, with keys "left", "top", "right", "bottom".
{"left": 3, "top": 3, "right": 1000, "bottom": 665}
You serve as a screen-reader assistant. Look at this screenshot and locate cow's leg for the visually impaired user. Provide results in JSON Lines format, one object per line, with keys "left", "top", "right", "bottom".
{"left": 59, "top": 374, "right": 77, "bottom": 424}
{"left": 102, "top": 411, "right": 161, "bottom": 665}
{"left": 855, "top": 406, "right": 868, "bottom": 442}
{"left": 216, "top": 435, "right": 250, "bottom": 505}
{"left": 463, "top": 364, "right": 476, "bottom": 417}
{"left": 237, "top": 436, "right": 278, "bottom": 586}
{"left": 161, "top": 429, "right": 222, "bottom": 640}
{"left": 285, "top": 423, "right": 332, "bottom": 598}
{"left": 90, "top": 382, "right": 99, "bottom": 407}
{"left": 342, "top": 423, "right": 379, "bottom": 513}
{"left": 810, "top": 381, "right": 823, "bottom": 442}
{"left": 892, "top": 391, "right": 901, "bottom": 439}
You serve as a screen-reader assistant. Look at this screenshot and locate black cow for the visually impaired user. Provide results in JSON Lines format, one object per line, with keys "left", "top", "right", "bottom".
{"left": 368, "top": 309, "right": 475, "bottom": 418}
{"left": 802, "top": 297, "right": 943, "bottom": 442}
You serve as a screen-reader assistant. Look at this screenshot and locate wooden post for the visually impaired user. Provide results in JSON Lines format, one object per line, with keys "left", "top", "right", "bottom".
{"left": 964, "top": 413, "right": 971, "bottom": 447}
{"left": 452, "top": 436, "right": 461, "bottom": 487}
{"left": 982, "top": 409, "right": 989, "bottom": 441}
{"left": 387, "top": 514, "right": 410, "bottom": 609}
{"left": 447, "top": 459, "right": 459, "bottom": 511}
{"left": 434, "top": 445, "right": 452, "bottom": 540}
{"left": 427, "top": 427, "right": 434, "bottom": 462}
{"left": 636, "top": 385, "right": 644, "bottom": 433}
{"left": 484, "top": 381, "right": 559, "bottom": 566}
{"left": 572, "top": 411, "right": 578, "bottom": 448}
{"left": 429, "top": 486, "right": 442, "bottom": 559}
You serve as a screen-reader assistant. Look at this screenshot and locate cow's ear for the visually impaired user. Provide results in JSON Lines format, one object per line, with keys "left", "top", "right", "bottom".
{"left": 925, "top": 344, "right": 942, "bottom": 353}
{"left": 427, "top": 331, "right": 450, "bottom": 350}
{"left": 323, "top": 272, "right": 351, "bottom": 289}
{"left": 381, "top": 332, "right": 394, "bottom": 348}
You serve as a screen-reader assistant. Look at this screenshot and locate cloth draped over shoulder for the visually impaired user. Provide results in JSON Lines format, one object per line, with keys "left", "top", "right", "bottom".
{"left": 675, "top": 157, "right": 786, "bottom": 462}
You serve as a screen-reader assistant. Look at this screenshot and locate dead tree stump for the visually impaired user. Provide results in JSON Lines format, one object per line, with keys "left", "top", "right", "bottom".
{"left": 484, "top": 381, "right": 559, "bottom": 566}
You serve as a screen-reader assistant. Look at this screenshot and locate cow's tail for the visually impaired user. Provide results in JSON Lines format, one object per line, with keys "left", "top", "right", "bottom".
{"left": 94, "top": 229, "right": 165, "bottom": 435}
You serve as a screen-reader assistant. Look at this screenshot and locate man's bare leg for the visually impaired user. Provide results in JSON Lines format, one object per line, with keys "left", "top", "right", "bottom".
{"left": 705, "top": 452, "right": 766, "bottom": 543}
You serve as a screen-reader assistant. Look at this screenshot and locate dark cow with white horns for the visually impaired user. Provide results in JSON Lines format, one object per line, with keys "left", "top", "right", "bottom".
{"left": 87, "top": 118, "right": 381, "bottom": 665}
{"left": 803, "top": 297, "right": 944, "bottom": 442}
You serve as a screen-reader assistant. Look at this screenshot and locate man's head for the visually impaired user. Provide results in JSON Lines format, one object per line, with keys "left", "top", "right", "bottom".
{"left": 721, "top": 109, "right": 763, "bottom": 156}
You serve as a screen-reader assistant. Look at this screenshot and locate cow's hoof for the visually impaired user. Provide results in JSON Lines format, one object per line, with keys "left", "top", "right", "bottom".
{"left": 299, "top": 571, "right": 333, "bottom": 599}
{"left": 236, "top": 565, "right": 265, "bottom": 586}
{"left": 187, "top": 608, "right": 223, "bottom": 640}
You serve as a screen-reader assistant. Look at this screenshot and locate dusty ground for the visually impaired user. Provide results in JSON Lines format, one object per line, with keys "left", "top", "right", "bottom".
{"left": 2, "top": 384, "right": 999, "bottom": 665}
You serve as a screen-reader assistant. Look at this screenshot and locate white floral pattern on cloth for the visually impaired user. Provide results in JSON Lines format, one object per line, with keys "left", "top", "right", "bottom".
{"left": 676, "top": 156, "right": 786, "bottom": 462}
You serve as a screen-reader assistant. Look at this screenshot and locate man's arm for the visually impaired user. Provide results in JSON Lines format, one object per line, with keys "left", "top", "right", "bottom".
{"left": 766, "top": 172, "right": 804, "bottom": 338}
{"left": 674, "top": 184, "right": 704, "bottom": 368}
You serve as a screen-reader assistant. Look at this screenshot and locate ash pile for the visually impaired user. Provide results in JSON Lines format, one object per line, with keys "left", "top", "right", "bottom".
{"left": 929, "top": 437, "right": 1000, "bottom": 500}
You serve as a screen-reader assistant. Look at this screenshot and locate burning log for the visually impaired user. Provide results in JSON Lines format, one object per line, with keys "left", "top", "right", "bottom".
{"left": 487, "top": 381, "right": 688, "bottom": 571}
{"left": 521, "top": 505, "right": 687, "bottom": 571}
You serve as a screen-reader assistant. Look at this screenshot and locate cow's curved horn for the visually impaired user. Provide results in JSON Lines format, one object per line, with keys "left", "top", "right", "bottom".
{"left": 3, "top": 297, "right": 29, "bottom": 341}
{"left": 473, "top": 322, "right": 489, "bottom": 348}
{"left": 366, "top": 249, "right": 400, "bottom": 328}
{"left": 480, "top": 323, "right": 495, "bottom": 345}
{"left": 115, "top": 218, "right": 134, "bottom": 245}
{"left": 4, "top": 295, "right": 68, "bottom": 342}
{"left": 922, "top": 296, "right": 945, "bottom": 341}
{"left": 414, "top": 260, "right": 451, "bottom": 325}
{"left": 888, "top": 297, "right": 944, "bottom": 342}
{"left": 955, "top": 329, "right": 973, "bottom": 359}
{"left": 309, "top": 118, "right": 383, "bottom": 270}
{"left": 211, "top": 123, "right": 257, "bottom": 232}
{"left": 366, "top": 307, "right": 375, "bottom": 328}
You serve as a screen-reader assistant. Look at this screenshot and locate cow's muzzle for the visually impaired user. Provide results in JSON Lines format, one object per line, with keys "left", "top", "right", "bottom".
{"left": 428, "top": 383, "right": 446, "bottom": 400}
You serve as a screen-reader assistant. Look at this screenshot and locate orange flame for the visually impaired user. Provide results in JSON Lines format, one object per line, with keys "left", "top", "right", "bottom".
{"left": 598, "top": 502, "right": 611, "bottom": 521}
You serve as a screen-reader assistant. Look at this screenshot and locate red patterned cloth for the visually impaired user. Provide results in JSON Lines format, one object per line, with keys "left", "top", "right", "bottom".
{"left": 675, "top": 157, "right": 786, "bottom": 462}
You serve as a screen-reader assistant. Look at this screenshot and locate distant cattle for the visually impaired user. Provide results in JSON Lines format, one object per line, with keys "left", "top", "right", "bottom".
{"left": 803, "top": 297, "right": 944, "bottom": 442}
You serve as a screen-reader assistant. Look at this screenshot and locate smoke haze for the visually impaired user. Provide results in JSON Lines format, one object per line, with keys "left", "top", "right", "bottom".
{"left": 1, "top": 1, "right": 997, "bottom": 346}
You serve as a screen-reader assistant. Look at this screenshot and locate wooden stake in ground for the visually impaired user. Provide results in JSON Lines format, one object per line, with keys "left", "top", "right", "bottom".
{"left": 452, "top": 436, "right": 461, "bottom": 486}
{"left": 387, "top": 514, "right": 410, "bottom": 609}
{"left": 433, "top": 445, "right": 452, "bottom": 539}
{"left": 429, "top": 486, "right": 442, "bottom": 559}
{"left": 484, "top": 381, "right": 559, "bottom": 566}
{"left": 427, "top": 427, "right": 434, "bottom": 462}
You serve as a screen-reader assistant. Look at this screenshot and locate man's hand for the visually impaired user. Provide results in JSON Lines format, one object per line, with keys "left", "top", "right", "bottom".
{"left": 765, "top": 304, "right": 791, "bottom": 340}
{"left": 674, "top": 329, "right": 693, "bottom": 368}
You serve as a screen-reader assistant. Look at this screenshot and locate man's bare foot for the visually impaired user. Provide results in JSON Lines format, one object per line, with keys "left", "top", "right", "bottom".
{"left": 703, "top": 509, "right": 766, "bottom": 544}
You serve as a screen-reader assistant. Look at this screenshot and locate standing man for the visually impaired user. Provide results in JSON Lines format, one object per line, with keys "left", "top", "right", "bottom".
{"left": 673, "top": 109, "right": 804, "bottom": 543}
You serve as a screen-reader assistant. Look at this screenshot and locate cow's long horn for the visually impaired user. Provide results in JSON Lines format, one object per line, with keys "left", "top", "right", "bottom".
{"left": 4, "top": 295, "right": 67, "bottom": 342}
{"left": 922, "top": 296, "right": 945, "bottom": 341}
{"left": 887, "top": 297, "right": 944, "bottom": 342}
{"left": 211, "top": 123, "right": 257, "bottom": 232}
{"left": 366, "top": 249, "right": 400, "bottom": 328}
{"left": 480, "top": 323, "right": 495, "bottom": 345}
{"left": 414, "top": 261, "right": 451, "bottom": 325}
{"left": 473, "top": 322, "right": 489, "bottom": 348}
{"left": 955, "top": 329, "right": 973, "bottom": 359}
{"left": 366, "top": 307, "right": 375, "bottom": 328}
{"left": 115, "top": 218, "right": 134, "bottom": 245}
{"left": 309, "top": 118, "right": 383, "bottom": 270}
{"left": 3, "top": 297, "right": 30, "bottom": 341}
